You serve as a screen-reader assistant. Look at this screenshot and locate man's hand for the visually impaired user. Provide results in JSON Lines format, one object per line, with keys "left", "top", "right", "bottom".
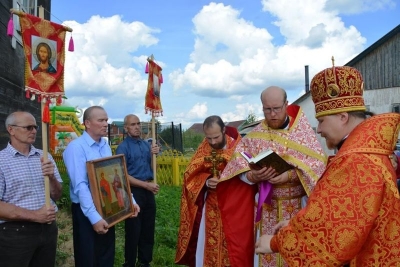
{"left": 151, "top": 144, "right": 160, "bottom": 155}
{"left": 267, "top": 171, "right": 289, "bottom": 185}
{"left": 132, "top": 204, "right": 140, "bottom": 217}
{"left": 273, "top": 220, "right": 290, "bottom": 234}
{"left": 255, "top": 234, "right": 274, "bottom": 254}
{"left": 146, "top": 182, "right": 160, "bottom": 194}
{"left": 33, "top": 204, "right": 56, "bottom": 224}
{"left": 248, "top": 166, "right": 277, "bottom": 183}
{"left": 40, "top": 157, "right": 55, "bottom": 178}
{"left": 93, "top": 219, "right": 109, "bottom": 234}
{"left": 206, "top": 177, "right": 219, "bottom": 189}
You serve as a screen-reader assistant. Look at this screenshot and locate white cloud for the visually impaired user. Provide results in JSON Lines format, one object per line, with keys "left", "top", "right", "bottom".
{"left": 221, "top": 102, "right": 262, "bottom": 122}
{"left": 62, "top": 15, "right": 160, "bottom": 118}
{"left": 169, "top": 1, "right": 366, "bottom": 97}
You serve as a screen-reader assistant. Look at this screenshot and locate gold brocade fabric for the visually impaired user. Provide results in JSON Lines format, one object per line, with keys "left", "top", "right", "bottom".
{"left": 220, "top": 105, "right": 326, "bottom": 267}
{"left": 272, "top": 113, "right": 400, "bottom": 266}
{"left": 175, "top": 133, "right": 241, "bottom": 267}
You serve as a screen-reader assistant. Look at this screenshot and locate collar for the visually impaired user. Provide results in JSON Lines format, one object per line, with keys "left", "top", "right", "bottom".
{"left": 279, "top": 116, "right": 290, "bottom": 130}
{"left": 6, "top": 142, "right": 40, "bottom": 157}
{"left": 83, "top": 131, "right": 107, "bottom": 147}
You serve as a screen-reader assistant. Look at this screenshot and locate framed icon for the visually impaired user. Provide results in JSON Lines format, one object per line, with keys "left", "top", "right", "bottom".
{"left": 86, "top": 154, "right": 134, "bottom": 227}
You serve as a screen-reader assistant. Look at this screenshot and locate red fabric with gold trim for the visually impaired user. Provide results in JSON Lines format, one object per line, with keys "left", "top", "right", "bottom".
{"left": 175, "top": 127, "right": 256, "bottom": 267}
{"left": 145, "top": 59, "right": 163, "bottom": 116}
{"left": 18, "top": 13, "right": 67, "bottom": 101}
{"left": 310, "top": 66, "right": 366, "bottom": 118}
{"left": 271, "top": 113, "right": 400, "bottom": 266}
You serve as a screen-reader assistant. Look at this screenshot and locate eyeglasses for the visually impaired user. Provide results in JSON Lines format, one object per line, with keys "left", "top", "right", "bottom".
{"left": 263, "top": 103, "right": 286, "bottom": 114}
{"left": 10, "top": 125, "right": 39, "bottom": 131}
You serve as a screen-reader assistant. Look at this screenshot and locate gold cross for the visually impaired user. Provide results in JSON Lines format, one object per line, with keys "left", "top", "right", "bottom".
{"left": 204, "top": 149, "right": 225, "bottom": 177}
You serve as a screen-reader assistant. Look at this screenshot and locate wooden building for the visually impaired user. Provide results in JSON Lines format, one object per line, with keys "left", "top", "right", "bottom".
{"left": 0, "top": 0, "right": 51, "bottom": 148}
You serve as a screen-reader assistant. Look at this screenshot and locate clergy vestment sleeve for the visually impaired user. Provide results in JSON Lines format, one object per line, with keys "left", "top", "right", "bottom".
{"left": 274, "top": 153, "right": 388, "bottom": 266}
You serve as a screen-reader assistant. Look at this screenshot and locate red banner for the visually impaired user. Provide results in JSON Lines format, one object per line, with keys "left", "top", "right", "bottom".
{"left": 18, "top": 13, "right": 68, "bottom": 102}
{"left": 145, "top": 59, "right": 163, "bottom": 116}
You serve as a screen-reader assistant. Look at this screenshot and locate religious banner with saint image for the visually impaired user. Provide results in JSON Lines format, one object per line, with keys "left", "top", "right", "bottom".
{"left": 16, "top": 12, "right": 69, "bottom": 102}
{"left": 145, "top": 56, "right": 163, "bottom": 116}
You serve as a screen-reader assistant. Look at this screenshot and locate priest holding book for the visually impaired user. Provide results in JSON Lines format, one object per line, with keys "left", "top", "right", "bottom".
{"left": 220, "top": 86, "right": 326, "bottom": 267}
{"left": 176, "top": 115, "right": 257, "bottom": 267}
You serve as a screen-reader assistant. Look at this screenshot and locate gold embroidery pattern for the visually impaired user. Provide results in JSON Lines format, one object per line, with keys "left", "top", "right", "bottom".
{"left": 274, "top": 113, "right": 400, "bottom": 266}
{"left": 310, "top": 66, "right": 366, "bottom": 118}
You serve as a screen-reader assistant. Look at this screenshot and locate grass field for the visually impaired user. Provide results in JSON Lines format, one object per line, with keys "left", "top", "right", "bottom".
{"left": 55, "top": 182, "right": 182, "bottom": 267}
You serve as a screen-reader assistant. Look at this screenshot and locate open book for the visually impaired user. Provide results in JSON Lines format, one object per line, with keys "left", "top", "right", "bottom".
{"left": 241, "top": 150, "right": 293, "bottom": 175}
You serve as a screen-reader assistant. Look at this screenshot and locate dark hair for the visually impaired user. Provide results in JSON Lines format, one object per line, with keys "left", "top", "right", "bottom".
{"left": 203, "top": 115, "right": 225, "bottom": 131}
{"left": 36, "top": 42, "right": 52, "bottom": 63}
{"left": 83, "top": 106, "right": 105, "bottom": 122}
{"left": 348, "top": 110, "right": 375, "bottom": 120}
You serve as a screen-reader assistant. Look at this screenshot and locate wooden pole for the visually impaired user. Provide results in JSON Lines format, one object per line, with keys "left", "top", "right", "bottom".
{"left": 38, "top": 6, "right": 51, "bottom": 207}
{"left": 151, "top": 114, "right": 157, "bottom": 184}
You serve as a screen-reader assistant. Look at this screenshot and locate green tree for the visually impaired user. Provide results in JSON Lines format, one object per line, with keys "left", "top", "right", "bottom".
{"left": 243, "top": 112, "right": 258, "bottom": 126}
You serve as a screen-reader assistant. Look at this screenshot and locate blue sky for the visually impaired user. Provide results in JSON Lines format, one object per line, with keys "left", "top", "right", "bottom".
{"left": 49, "top": 0, "right": 399, "bottom": 128}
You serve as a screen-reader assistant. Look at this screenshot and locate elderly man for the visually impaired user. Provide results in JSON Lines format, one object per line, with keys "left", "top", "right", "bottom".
{"left": 221, "top": 86, "right": 326, "bottom": 267}
{"left": 0, "top": 111, "right": 63, "bottom": 267}
{"left": 255, "top": 64, "right": 400, "bottom": 266}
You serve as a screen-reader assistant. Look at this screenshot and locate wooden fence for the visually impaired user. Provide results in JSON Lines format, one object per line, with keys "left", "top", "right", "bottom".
{"left": 52, "top": 149, "right": 190, "bottom": 186}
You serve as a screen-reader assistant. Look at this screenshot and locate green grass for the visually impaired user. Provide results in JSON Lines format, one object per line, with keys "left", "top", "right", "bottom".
{"left": 56, "top": 174, "right": 183, "bottom": 267}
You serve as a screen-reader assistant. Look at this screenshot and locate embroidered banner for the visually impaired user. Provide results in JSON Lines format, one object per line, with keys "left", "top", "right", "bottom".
{"left": 145, "top": 58, "right": 163, "bottom": 116}
{"left": 17, "top": 13, "right": 68, "bottom": 102}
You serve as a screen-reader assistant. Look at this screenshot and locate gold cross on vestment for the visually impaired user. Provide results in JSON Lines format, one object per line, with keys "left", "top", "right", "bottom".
{"left": 204, "top": 149, "right": 225, "bottom": 178}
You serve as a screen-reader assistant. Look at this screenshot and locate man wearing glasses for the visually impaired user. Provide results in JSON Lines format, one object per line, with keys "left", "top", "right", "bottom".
{"left": 0, "top": 111, "right": 63, "bottom": 267}
{"left": 221, "top": 86, "right": 326, "bottom": 267}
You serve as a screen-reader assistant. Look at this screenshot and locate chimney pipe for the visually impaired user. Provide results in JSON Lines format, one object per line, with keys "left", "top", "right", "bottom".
{"left": 305, "top": 65, "right": 310, "bottom": 93}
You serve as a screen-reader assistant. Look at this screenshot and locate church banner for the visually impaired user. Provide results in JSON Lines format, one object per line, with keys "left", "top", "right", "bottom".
{"left": 17, "top": 12, "right": 69, "bottom": 102}
{"left": 145, "top": 58, "right": 163, "bottom": 116}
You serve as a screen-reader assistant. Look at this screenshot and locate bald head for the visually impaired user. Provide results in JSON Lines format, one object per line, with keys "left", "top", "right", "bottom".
{"left": 124, "top": 114, "right": 141, "bottom": 138}
{"left": 260, "top": 86, "right": 287, "bottom": 103}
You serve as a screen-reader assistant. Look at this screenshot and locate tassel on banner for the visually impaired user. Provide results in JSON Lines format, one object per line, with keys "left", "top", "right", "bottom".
{"left": 37, "top": 95, "right": 41, "bottom": 103}
{"left": 42, "top": 99, "right": 50, "bottom": 123}
{"left": 68, "top": 36, "right": 74, "bottom": 52}
{"left": 56, "top": 96, "right": 63, "bottom": 105}
{"left": 145, "top": 62, "right": 149, "bottom": 73}
{"left": 7, "top": 15, "right": 13, "bottom": 37}
{"left": 25, "top": 90, "right": 30, "bottom": 99}
{"left": 159, "top": 72, "right": 163, "bottom": 83}
{"left": 31, "top": 94, "right": 35, "bottom": 101}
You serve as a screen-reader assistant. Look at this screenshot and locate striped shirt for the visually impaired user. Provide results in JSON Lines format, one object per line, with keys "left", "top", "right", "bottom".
{"left": 0, "top": 143, "right": 63, "bottom": 223}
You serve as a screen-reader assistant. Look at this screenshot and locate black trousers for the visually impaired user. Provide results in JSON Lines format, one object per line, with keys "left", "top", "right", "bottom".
{"left": 71, "top": 203, "right": 115, "bottom": 267}
{"left": 124, "top": 187, "right": 156, "bottom": 267}
{"left": 0, "top": 220, "right": 57, "bottom": 267}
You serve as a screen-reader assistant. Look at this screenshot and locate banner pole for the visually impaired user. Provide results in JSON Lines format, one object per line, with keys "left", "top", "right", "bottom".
{"left": 38, "top": 6, "right": 51, "bottom": 207}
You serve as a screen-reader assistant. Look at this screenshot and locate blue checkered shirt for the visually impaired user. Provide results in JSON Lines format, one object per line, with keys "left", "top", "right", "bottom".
{"left": 0, "top": 143, "right": 63, "bottom": 223}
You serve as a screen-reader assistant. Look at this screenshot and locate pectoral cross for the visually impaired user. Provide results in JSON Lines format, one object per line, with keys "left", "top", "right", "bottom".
{"left": 204, "top": 149, "right": 225, "bottom": 177}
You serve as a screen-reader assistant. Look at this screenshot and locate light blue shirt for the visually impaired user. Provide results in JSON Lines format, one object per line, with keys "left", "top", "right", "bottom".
{"left": 63, "top": 131, "right": 111, "bottom": 225}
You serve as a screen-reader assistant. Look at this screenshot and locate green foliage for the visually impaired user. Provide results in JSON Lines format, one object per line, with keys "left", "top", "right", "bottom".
{"left": 182, "top": 129, "right": 203, "bottom": 152}
{"left": 243, "top": 111, "right": 258, "bottom": 126}
{"left": 57, "top": 173, "right": 72, "bottom": 211}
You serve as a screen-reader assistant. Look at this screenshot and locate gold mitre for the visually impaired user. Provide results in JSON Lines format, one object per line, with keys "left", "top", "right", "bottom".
{"left": 310, "top": 57, "right": 366, "bottom": 118}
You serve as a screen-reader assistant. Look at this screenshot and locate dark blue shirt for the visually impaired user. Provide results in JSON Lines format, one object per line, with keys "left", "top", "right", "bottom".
{"left": 116, "top": 136, "right": 153, "bottom": 181}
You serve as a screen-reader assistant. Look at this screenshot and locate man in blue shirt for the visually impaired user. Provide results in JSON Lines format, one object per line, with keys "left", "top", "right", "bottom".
{"left": 63, "top": 106, "right": 139, "bottom": 267}
{"left": 116, "top": 114, "right": 159, "bottom": 267}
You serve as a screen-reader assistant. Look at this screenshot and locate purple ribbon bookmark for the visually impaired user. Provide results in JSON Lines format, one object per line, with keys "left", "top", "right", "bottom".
{"left": 255, "top": 181, "right": 273, "bottom": 222}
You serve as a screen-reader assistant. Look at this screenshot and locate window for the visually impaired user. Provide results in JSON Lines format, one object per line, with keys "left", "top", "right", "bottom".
{"left": 11, "top": 0, "right": 37, "bottom": 48}
{"left": 392, "top": 103, "right": 400, "bottom": 113}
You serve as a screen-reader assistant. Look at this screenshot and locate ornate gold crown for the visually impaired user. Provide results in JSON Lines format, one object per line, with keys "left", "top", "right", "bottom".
{"left": 310, "top": 57, "right": 366, "bottom": 118}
